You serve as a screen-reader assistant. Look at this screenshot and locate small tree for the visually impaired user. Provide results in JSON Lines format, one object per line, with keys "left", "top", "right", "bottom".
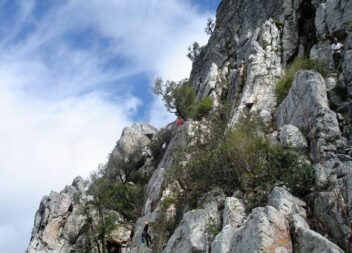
{"left": 105, "top": 148, "right": 144, "bottom": 184}
{"left": 187, "top": 42, "right": 201, "bottom": 62}
{"left": 153, "top": 78, "right": 196, "bottom": 119}
{"left": 205, "top": 18, "right": 215, "bottom": 35}
{"left": 82, "top": 169, "right": 144, "bottom": 253}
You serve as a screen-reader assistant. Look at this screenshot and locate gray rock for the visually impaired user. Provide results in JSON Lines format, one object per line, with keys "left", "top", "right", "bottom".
{"left": 314, "top": 189, "right": 349, "bottom": 249}
{"left": 279, "top": 125, "right": 308, "bottom": 149}
{"left": 342, "top": 50, "right": 352, "bottom": 97}
{"left": 27, "top": 177, "right": 91, "bottom": 253}
{"left": 268, "top": 187, "right": 307, "bottom": 221}
{"left": 316, "top": 0, "right": 352, "bottom": 37}
{"left": 163, "top": 190, "right": 224, "bottom": 253}
{"left": 275, "top": 70, "right": 342, "bottom": 162}
{"left": 295, "top": 227, "right": 344, "bottom": 253}
{"left": 223, "top": 197, "right": 245, "bottom": 228}
{"left": 211, "top": 225, "right": 237, "bottom": 253}
{"left": 231, "top": 206, "right": 292, "bottom": 253}
{"left": 325, "top": 77, "right": 338, "bottom": 91}
{"left": 105, "top": 123, "right": 158, "bottom": 179}
{"left": 229, "top": 19, "right": 282, "bottom": 126}
{"left": 311, "top": 40, "right": 334, "bottom": 70}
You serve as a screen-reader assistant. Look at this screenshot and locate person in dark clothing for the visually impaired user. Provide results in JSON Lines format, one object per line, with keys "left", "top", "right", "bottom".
{"left": 142, "top": 221, "right": 152, "bottom": 248}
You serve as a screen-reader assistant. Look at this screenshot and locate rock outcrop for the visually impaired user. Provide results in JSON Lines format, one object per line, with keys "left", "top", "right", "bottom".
{"left": 27, "top": 0, "right": 352, "bottom": 252}
{"left": 27, "top": 177, "right": 89, "bottom": 253}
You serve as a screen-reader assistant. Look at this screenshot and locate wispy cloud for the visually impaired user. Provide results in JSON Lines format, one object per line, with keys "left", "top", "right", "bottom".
{"left": 0, "top": 0, "right": 215, "bottom": 252}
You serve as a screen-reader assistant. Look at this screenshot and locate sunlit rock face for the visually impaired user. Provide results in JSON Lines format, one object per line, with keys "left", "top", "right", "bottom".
{"left": 28, "top": 0, "right": 352, "bottom": 252}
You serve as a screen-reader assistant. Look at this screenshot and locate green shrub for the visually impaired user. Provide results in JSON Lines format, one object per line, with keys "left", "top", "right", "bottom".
{"left": 154, "top": 78, "right": 196, "bottom": 119}
{"left": 161, "top": 196, "right": 177, "bottom": 210}
{"left": 154, "top": 78, "right": 213, "bottom": 121}
{"left": 88, "top": 177, "right": 143, "bottom": 220}
{"left": 190, "top": 97, "right": 213, "bottom": 120}
{"left": 275, "top": 57, "right": 329, "bottom": 103}
{"left": 151, "top": 196, "right": 181, "bottom": 252}
{"left": 347, "top": 20, "right": 352, "bottom": 31}
{"left": 167, "top": 113, "right": 314, "bottom": 211}
{"left": 150, "top": 128, "right": 173, "bottom": 161}
{"left": 273, "top": 19, "right": 284, "bottom": 28}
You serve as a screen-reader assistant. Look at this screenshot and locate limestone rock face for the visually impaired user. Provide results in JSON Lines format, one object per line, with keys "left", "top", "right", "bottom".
{"left": 211, "top": 225, "right": 238, "bottom": 253}
{"left": 276, "top": 70, "right": 342, "bottom": 161}
{"left": 106, "top": 123, "right": 158, "bottom": 179}
{"left": 231, "top": 206, "right": 292, "bottom": 253}
{"left": 295, "top": 227, "right": 344, "bottom": 253}
{"left": 163, "top": 190, "right": 225, "bottom": 253}
{"left": 27, "top": 177, "right": 89, "bottom": 253}
{"left": 268, "top": 187, "right": 307, "bottom": 222}
{"left": 27, "top": 0, "right": 352, "bottom": 252}
{"left": 315, "top": 0, "right": 352, "bottom": 39}
{"left": 223, "top": 197, "right": 245, "bottom": 228}
{"left": 342, "top": 50, "right": 352, "bottom": 97}
{"left": 279, "top": 125, "right": 308, "bottom": 149}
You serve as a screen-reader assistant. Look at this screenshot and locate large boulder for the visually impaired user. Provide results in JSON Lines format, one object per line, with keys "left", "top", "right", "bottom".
{"left": 267, "top": 187, "right": 307, "bottom": 227}
{"left": 210, "top": 197, "right": 245, "bottom": 253}
{"left": 315, "top": 0, "right": 352, "bottom": 39}
{"left": 106, "top": 123, "right": 158, "bottom": 179}
{"left": 231, "top": 206, "right": 292, "bottom": 253}
{"left": 279, "top": 125, "right": 308, "bottom": 149}
{"left": 211, "top": 225, "right": 238, "bottom": 253}
{"left": 27, "top": 177, "right": 90, "bottom": 253}
{"left": 342, "top": 50, "right": 352, "bottom": 97}
{"left": 223, "top": 197, "right": 246, "bottom": 228}
{"left": 275, "top": 70, "right": 343, "bottom": 162}
{"left": 295, "top": 227, "right": 344, "bottom": 253}
{"left": 163, "top": 190, "right": 225, "bottom": 253}
{"left": 314, "top": 189, "right": 350, "bottom": 249}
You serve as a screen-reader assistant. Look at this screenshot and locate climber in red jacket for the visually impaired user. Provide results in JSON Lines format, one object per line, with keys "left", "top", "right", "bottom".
{"left": 176, "top": 116, "right": 184, "bottom": 126}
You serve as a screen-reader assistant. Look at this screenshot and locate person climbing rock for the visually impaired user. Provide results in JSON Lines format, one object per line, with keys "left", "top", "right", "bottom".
{"left": 176, "top": 116, "right": 184, "bottom": 126}
{"left": 142, "top": 220, "right": 152, "bottom": 248}
{"left": 331, "top": 37, "right": 344, "bottom": 70}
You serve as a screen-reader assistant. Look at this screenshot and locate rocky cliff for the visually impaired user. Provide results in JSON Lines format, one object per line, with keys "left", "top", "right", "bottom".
{"left": 27, "top": 0, "right": 352, "bottom": 252}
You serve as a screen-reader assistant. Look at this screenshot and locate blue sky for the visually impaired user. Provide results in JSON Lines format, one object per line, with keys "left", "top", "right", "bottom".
{"left": 0, "top": 0, "right": 220, "bottom": 252}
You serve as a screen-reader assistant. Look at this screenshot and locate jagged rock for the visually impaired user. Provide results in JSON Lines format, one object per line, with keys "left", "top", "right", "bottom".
{"left": 61, "top": 206, "right": 87, "bottom": 244}
{"left": 231, "top": 206, "right": 292, "bottom": 253}
{"left": 117, "top": 123, "right": 157, "bottom": 154}
{"left": 142, "top": 122, "right": 188, "bottom": 215}
{"left": 325, "top": 77, "right": 338, "bottom": 91}
{"left": 314, "top": 189, "right": 350, "bottom": 249}
{"left": 27, "top": 1, "right": 352, "bottom": 253}
{"left": 229, "top": 19, "right": 282, "bottom": 125}
{"left": 268, "top": 187, "right": 309, "bottom": 230}
{"left": 41, "top": 217, "right": 64, "bottom": 249}
{"left": 313, "top": 0, "right": 352, "bottom": 73}
{"left": 223, "top": 197, "right": 245, "bottom": 228}
{"left": 315, "top": 0, "right": 352, "bottom": 38}
{"left": 342, "top": 50, "right": 352, "bottom": 97}
{"left": 162, "top": 190, "right": 225, "bottom": 253}
{"left": 275, "top": 70, "right": 342, "bottom": 162}
{"left": 279, "top": 125, "right": 308, "bottom": 149}
{"left": 210, "top": 197, "right": 245, "bottom": 253}
{"left": 268, "top": 187, "right": 307, "bottom": 221}
{"left": 106, "top": 123, "right": 158, "bottom": 179}
{"left": 211, "top": 225, "right": 237, "bottom": 253}
{"left": 310, "top": 40, "right": 333, "bottom": 69}
{"left": 108, "top": 224, "right": 133, "bottom": 245}
{"left": 27, "top": 177, "right": 90, "bottom": 253}
{"left": 295, "top": 227, "right": 344, "bottom": 253}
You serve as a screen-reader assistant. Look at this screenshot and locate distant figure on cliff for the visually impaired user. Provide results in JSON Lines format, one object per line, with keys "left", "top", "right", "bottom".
{"left": 142, "top": 220, "right": 152, "bottom": 248}
{"left": 176, "top": 116, "right": 184, "bottom": 126}
{"left": 331, "top": 37, "right": 344, "bottom": 70}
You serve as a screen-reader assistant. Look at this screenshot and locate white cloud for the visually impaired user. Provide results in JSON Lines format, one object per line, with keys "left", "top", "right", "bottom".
{"left": 0, "top": 0, "right": 214, "bottom": 252}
